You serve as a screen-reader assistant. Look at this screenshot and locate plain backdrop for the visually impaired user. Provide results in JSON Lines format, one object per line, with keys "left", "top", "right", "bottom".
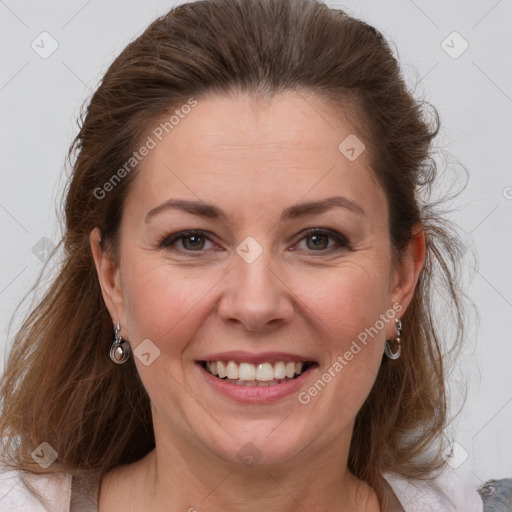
{"left": 0, "top": 0, "right": 511, "bottom": 485}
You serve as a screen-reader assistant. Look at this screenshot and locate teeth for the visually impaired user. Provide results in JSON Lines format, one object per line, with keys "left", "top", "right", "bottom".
{"left": 256, "top": 362, "right": 274, "bottom": 381}
{"left": 204, "top": 360, "right": 308, "bottom": 381}
{"left": 217, "top": 361, "right": 227, "bottom": 378}
{"left": 206, "top": 361, "right": 217, "bottom": 375}
{"left": 274, "top": 361, "right": 287, "bottom": 379}
{"left": 226, "top": 361, "right": 239, "bottom": 379}
{"left": 239, "top": 362, "right": 256, "bottom": 380}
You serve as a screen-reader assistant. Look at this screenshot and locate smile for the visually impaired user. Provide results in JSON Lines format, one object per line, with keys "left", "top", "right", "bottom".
{"left": 199, "top": 360, "right": 318, "bottom": 387}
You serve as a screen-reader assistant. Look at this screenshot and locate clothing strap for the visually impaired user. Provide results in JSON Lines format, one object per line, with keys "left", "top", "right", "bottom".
{"left": 70, "top": 472, "right": 100, "bottom": 512}
{"left": 382, "top": 476, "right": 407, "bottom": 512}
{"left": 68, "top": 470, "right": 406, "bottom": 512}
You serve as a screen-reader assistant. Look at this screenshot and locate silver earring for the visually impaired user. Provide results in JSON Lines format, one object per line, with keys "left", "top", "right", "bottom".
{"left": 385, "top": 318, "right": 402, "bottom": 360}
{"left": 109, "top": 321, "right": 131, "bottom": 364}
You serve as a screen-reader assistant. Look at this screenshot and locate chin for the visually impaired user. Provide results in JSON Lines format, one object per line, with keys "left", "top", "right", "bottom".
{"left": 200, "top": 427, "right": 307, "bottom": 468}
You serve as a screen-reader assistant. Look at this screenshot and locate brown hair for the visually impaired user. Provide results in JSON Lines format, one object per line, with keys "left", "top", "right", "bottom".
{"left": 0, "top": 0, "right": 470, "bottom": 505}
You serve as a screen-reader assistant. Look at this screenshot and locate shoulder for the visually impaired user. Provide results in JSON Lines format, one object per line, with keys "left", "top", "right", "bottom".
{"left": 0, "top": 464, "right": 71, "bottom": 511}
{"left": 383, "top": 464, "right": 484, "bottom": 512}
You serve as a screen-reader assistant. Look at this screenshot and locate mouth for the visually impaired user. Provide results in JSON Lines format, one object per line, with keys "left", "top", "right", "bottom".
{"left": 197, "top": 359, "right": 319, "bottom": 387}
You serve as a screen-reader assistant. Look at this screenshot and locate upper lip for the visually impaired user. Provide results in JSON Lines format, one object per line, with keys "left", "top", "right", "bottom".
{"left": 197, "top": 351, "right": 317, "bottom": 365}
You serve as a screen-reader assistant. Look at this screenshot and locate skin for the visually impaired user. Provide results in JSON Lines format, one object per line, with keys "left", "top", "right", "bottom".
{"left": 91, "top": 90, "right": 426, "bottom": 512}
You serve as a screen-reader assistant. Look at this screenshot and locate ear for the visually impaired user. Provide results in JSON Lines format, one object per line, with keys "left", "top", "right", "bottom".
{"left": 90, "top": 227, "right": 126, "bottom": 327}
{"left": 388, "top": 223, "right": 427, "bottom": 321}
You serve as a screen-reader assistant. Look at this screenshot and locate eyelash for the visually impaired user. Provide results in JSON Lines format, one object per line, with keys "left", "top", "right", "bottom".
{"left": 158, "top": 228, "right": 351, "bottom": 255}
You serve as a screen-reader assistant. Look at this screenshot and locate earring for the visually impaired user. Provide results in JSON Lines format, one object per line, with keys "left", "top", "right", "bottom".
{"left": 109, "top": 321, "right": 131, "bottom": 364}
{"left": 385, "top": 318, "right": 402, "bottom": 360}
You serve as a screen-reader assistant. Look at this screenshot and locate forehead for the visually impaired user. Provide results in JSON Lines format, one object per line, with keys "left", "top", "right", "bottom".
{"left": 145, "top": 91, "right": 366, "bottom": 166}
{"left": 126, "top": 91, "right": 387, "bottom": 227}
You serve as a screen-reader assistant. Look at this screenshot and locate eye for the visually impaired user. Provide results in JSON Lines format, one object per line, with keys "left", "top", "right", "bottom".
{"left": 158, "top": 228, "right": 351, "bottom": 255}
{"left": 159, "top": 230, "right": 220, "bottom": 253}
{"left": 293, "top": 229, "right": 351, "bottom": 253}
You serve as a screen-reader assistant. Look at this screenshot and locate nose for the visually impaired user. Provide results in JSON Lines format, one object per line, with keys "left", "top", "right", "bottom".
{"left": 217, "top": 248, "right": 294, "bottom": 333}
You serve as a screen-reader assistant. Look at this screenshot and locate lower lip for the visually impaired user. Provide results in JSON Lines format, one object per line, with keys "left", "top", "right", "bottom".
{"left": 197, "top": 363, "right": 316, "bottom": 404}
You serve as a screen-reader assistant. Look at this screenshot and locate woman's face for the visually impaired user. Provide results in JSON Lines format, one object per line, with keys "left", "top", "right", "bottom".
{"left": 94, "top": 91, "right": 421, "bottom": 468}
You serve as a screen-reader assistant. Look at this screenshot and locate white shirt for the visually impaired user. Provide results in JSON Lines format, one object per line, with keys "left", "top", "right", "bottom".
{"left": 0, "top": 463, "right": 484, "bottom": 511}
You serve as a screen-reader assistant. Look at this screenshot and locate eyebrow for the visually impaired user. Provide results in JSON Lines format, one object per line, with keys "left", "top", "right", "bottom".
{"left": 145, "top": 195, "right": 365, "bottom": 223}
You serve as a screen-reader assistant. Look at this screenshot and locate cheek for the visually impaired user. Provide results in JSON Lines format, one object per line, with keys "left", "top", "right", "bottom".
{"left": 120, "top": 250, "right": 392, "bottom": 351}
{"left": 298, "top": 259, "right": 391, "bottom": 344}
{"left": 119, "top": 258, "right": 221, "bottom": 348}
{"left": 294, "top": 260, "right": 391, "bottom": 407}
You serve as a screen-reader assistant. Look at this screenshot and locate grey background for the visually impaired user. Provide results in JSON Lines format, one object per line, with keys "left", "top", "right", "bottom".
{"left": 0, "top": 0, "right": 511, "bottom": 484}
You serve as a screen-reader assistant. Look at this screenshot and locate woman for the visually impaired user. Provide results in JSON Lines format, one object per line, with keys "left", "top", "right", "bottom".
{"left": 0, "top": 0, "right": 494, "bottom": 510}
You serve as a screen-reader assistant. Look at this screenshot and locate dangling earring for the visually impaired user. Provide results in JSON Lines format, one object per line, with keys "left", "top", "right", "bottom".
{"left": 109, "top": 321, "right": 131, "bottom": 364}
{"left": 385, "top": 318, "right": 402, "bottom": 360}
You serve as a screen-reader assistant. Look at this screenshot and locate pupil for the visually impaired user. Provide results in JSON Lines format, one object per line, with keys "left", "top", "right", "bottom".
{"left": 308, "top": 234, "right": 328, "bottom": 250}
{"left": 184, "top": 235, "right": 204, "bottom": 250}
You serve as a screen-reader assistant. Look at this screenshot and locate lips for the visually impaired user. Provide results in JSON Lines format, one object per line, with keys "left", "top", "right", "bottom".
{"left": 197, "top": 358, "right": 318, "bottom": 403}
